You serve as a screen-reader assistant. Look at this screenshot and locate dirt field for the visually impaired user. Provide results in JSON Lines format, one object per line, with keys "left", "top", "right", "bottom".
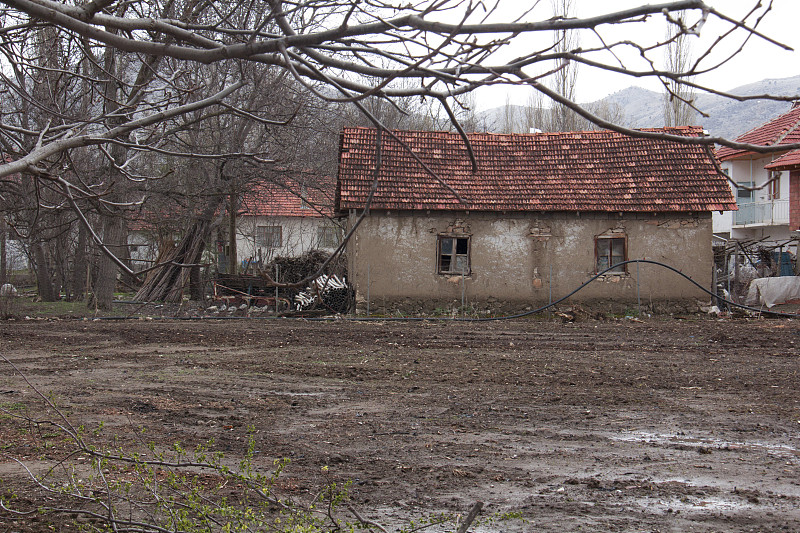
{"left": 1, "top": 316, "right": 799, "bottom": 532}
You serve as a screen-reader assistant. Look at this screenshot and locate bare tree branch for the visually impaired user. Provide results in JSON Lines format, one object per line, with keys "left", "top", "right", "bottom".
{"left": 0, "top": 82, "right": 244, "bottom": 178}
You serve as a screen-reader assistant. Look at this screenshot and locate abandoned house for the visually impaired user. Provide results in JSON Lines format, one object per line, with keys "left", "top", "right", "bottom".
{"left": 336, "top": 127, "right": 737, "bottom": 313}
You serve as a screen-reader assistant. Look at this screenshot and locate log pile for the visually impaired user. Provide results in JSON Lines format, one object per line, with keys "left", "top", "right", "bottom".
{"left": 133, "top": 200, "right": 221, "bottom": 303}
{"left": 269, "top": 250, "right": 346, "bottom": 284}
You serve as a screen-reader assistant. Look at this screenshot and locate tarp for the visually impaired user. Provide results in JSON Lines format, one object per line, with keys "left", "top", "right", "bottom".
{"left": 744, "top": 277, "right": 800, "bottom": 308}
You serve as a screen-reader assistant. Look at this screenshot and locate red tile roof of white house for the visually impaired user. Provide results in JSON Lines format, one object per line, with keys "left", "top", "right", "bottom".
{"left": 765, "top": 150, "right": 800, "bottom": 171}
{"left": 717, "top": 103, "right": 800, "bottom": 162}
{"left": 337, "top": 127, "right": 736, "bottom": 213}
{"left": 128, "top": 177, "right": 336, "bottom": 232}
{"left": 240, "top": 178, "right": 335, "bottom": 218}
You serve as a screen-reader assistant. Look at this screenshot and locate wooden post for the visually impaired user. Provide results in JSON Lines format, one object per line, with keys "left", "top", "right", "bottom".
{"left": 228, "top": 188, "right": 237, "bottom": 275}
{"left": 275, "top": 263, "right": 279, "bottom": 314}
{"left": 0, "top": 218, "right": 6, "bottom": 285}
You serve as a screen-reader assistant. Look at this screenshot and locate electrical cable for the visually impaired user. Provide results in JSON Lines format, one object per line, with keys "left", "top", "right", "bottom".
{"left": 99, "top": 259, "right": 798, "bottom": 322}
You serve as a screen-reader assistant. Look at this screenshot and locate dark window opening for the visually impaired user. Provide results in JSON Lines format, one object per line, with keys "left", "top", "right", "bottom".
{"left": 596, "top": 237, "right": 626, "bottom": 273}
{"left": 317, "top": 226, "right": 341, "bottom": 248}
{"left": 256, "top": 226, "right": 282, "bottom": 248}
{"left": 438, "top": 236, "right": 470, "bottom": 274}
{"left": 737, "top": 181, "right": 754, "bottom": 201}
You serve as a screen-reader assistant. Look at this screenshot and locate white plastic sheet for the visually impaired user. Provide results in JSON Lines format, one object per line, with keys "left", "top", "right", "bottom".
{"left": 744, "top": 277, "right": 800, "bottom": 308}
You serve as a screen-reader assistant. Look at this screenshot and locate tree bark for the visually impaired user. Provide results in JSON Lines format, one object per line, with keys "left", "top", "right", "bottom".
{"left": 0, "top": 218, "right": 7, "bottom": 285}
{"left": 71, "top": 222, "right": 87, "bottom": 301}
{"left": 93, "top": 213, "right": 125, "bottom": 309}
{"left": 228, "top": 189, "right": 238, "bottom": 275}
{"left": 189, "top": 263, "right": 204, "bottom": 301}
{"left": 32, "top": 241, "right": 57, "bottom": 301}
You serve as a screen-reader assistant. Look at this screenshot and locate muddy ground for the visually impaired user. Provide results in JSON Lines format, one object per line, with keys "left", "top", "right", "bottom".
{"left": 1, "top": 316, "right": 799, "bottom": 532}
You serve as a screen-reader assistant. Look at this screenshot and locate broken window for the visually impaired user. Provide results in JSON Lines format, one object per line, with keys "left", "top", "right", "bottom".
{"left": 256, "top": 225, "right": 282, "bottom": 248}
{"left": 438, "top": 236, "right": 470, "bottom": 274}
{"left": 596, "top": 236, "right": 626, "bottom": 273}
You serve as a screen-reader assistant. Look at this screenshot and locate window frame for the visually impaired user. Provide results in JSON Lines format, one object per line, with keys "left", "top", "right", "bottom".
{"left": 769, "top": 172, "right": 780, "bottom": 200}
{"left": 255, "top": 225, "right": 283, "bottom": 248}
{"left": 736, "top": 181, "right": 754, "bottom": 202}
{"left": 595, "top": 236, "right": 627, "bottom": 274}
{"left": 300, "top": 185, "right": 311, "bottom": 209}
{"left": 317, "top": 225, "right": 341, "bottom": 248}
{"left": 437, "top": 235, "right": 471, "bottom": 275}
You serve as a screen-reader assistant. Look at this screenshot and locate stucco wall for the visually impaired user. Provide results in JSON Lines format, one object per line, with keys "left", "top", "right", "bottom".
{"left": 346, "top": 210, "right": 713, "bottom": 313}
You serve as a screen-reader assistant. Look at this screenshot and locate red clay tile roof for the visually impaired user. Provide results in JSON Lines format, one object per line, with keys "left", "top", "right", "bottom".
{"left": 240, "top": 178, "right": 335, "bottom": 218}
{"left": 128, "top": 177, "right": 335, "bottom": 232}
{"left": 717, "top": 104, "right": 800, "bottom": 161}
{"left": 127, "top": 202, "right": 203, "bottom": 232}
{"left": 337, "top": 127, "right": 736, "bottom": 213}
{"left": 765, "top": 149, "right": 800, "bottom": 170}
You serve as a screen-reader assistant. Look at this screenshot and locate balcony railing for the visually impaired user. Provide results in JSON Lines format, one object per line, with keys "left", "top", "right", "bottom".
{"left": 733, "top": 199, "right": 789, "bottom": 227}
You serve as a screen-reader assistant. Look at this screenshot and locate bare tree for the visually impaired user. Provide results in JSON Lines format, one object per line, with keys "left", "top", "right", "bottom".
{"left": 500, "top": 95, "right": 519, "bottom": 133}
{"left": 132, "top": 62, "right": 318, "bottom": 302}
{"left": 548, "top": 0, "right": 581, "bottom": 132}
{"left": 0, "top": 1, "right": 797, "bottom": 300}
{"left": 663, "top": 13, "right": 697, "bottom": 127}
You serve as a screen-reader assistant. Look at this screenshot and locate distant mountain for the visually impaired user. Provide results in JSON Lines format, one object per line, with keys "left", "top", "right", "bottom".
{"left": 477, "top": 74, "right": 800, "bottom": 141}
{"left": 694, "top": 76, "right": 800, "bottom": 139}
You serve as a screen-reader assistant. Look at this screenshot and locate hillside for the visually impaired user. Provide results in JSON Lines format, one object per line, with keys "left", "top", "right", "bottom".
{"left": 477, "top": 74, "right": 800, "bottom": 140}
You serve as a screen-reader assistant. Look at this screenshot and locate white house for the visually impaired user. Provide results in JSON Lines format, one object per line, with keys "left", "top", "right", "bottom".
{"left": 235, "top": 178, "right": 342, "bottom": 270}
{"left": 126, "top": 177, "right": 342, "bottom": 277}
{"left": 714, "top": 103, "right": 800, "bottom": 249}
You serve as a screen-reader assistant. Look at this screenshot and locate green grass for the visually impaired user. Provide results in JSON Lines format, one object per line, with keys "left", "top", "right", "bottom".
{"left": 0, "top": 401, "right": 26, "bottom": 411}
{"left": 0, "top": 401, "right": 27, "bottom": 419}
{"left": 12, "top": 299, "right": 109, "bottom": 318}
{"left": 7, "top": 294, "right": 147, "bottom": 319}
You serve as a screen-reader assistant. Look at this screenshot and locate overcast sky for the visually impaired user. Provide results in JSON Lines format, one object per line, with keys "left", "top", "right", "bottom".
{"left": 473, "top": 0, "right": 800, "bottom": 110}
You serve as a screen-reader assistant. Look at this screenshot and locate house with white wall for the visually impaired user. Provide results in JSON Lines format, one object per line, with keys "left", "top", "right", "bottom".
{"left": 235, "top": 178, "right": 342, "bottom": 269}
{"left": 715, "top": 103, "right": 800, "bottom": 248}
{"left": 129, "top": 176, "right": 342, "bottom": 276}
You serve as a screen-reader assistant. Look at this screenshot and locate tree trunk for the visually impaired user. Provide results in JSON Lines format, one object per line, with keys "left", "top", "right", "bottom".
{"left": 0, "top": 218, "right": 6, "bottom": 285}
{"left": 228, "top": 190, "right": 238, "bottom": 275}
{"left": 32, "top": 241, "right": 57, "bottom": 301}
{"left": 93, "top": 213, "right": 125, "bottom": 309}
{"left": 71, "top": 222, "right": 87, "bottom": 301}
{"left": 189, "top": 264, "right": 204, "bottom": 301}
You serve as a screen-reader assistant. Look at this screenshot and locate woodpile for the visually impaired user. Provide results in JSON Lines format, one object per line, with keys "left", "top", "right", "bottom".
{"left": 294, "top": 274, "right": 353, "bottom": 314}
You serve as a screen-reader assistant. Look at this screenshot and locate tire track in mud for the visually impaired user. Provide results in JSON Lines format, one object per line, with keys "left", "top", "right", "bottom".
{"left": 2, "top": 318, "right": 799, "bottom": 531}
